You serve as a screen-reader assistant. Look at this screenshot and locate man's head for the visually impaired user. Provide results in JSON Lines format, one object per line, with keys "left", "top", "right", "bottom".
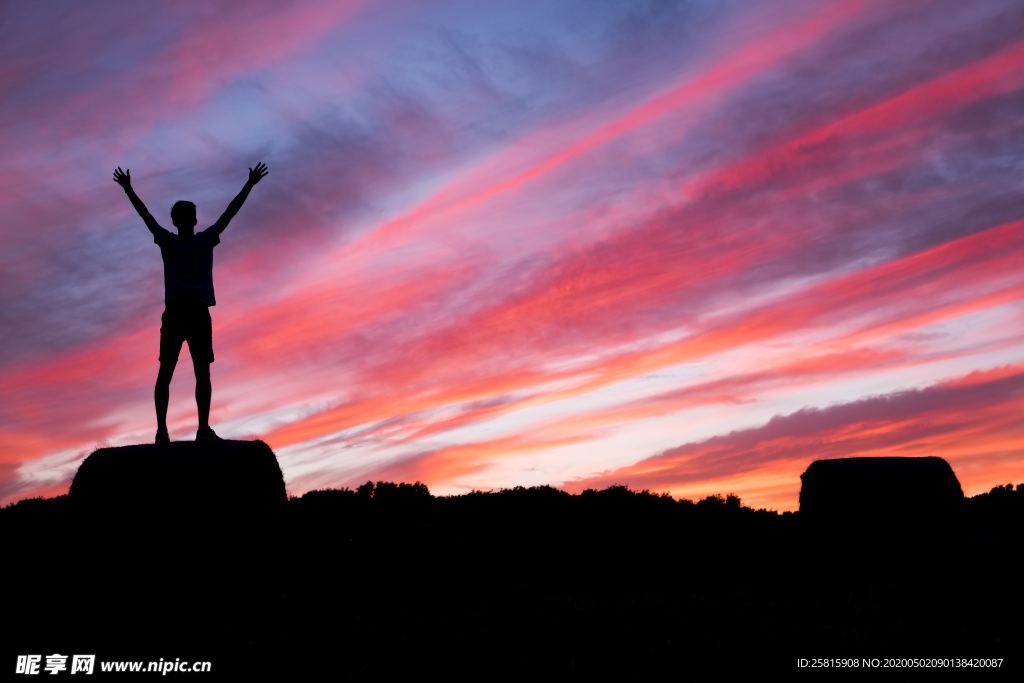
{"left": 171, "top": 200, "right": 197, "bottom": 234}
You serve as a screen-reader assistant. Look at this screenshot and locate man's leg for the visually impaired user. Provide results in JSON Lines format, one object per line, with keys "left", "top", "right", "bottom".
{"left": 155, "top": 359, "right": 176, "bottom": 433}
{"left": 157, "top": 304, "right": 184, "bottom": 439}
{"left": 189, "top": 304, "right": 220, "bottom": 440}
{"left": 195, "top": 360, "right": 211, "bottom": 430}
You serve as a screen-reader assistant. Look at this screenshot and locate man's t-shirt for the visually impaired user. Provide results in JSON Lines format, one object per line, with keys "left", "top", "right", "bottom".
{"left": 153, "top": 226, "right": 220, "bottom": 306}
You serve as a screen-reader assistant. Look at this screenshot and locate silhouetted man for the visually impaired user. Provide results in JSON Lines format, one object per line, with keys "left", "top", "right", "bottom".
{"left": 113, "top": 163, "right": 269, "bottom": 444}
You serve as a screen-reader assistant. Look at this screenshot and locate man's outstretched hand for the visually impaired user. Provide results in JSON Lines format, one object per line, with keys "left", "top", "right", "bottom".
{"left": 113, "top": 166, "right": 131, "bottom": 189}
{"left": 248, "top": 162, "right": 269, "bottom": 185}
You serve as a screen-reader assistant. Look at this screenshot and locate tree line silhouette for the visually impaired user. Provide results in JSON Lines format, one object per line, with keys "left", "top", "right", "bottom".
{"left": 3, "top": 477, "right": 1021, "bottom": 677}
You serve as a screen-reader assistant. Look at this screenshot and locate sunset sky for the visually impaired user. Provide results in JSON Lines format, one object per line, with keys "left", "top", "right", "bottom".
{"left": 2, "top": 0, "right": 1023, "bottom": 511}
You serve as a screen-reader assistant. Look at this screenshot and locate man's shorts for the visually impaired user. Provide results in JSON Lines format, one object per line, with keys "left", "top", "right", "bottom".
{"left": 159, "top": 300, "right": 214, "bottom": 364}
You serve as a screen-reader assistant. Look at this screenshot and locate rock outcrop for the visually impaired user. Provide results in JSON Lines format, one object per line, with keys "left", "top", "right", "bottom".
{"left": 43, "top": 439, "right": 291, "bottom": 667}
{"left": 68, "top": 438, "right": 287, "bottom": 524}
{"left": 799, "top": 455, "right": 964, "bottom": 536}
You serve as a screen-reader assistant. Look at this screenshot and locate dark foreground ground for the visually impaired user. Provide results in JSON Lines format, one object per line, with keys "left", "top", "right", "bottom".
{"left": 3, "top": 480, "right": 1021, "bottom": 678}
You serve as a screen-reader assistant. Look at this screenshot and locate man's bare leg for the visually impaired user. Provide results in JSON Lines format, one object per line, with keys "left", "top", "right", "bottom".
{"left": 195, "top": 359, "right": 211, "bottom": 431}
{"left": 194, "top": 360, "right": 223, "bottom": 441}
{"left": 155, "top": 359, "right": 176, "bottom": 437}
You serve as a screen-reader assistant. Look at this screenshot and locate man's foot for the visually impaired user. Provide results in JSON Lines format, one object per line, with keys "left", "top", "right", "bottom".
{"left": 155, "top": 428, "right": 170, "bottom": 446}
{"left": 196, "top": 425, "right": 224, "bottom": 442}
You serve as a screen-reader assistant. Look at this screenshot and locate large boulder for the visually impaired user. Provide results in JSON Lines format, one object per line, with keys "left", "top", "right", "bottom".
{"left": 799, "top": 456, "right": 964, "bottom": 535}
{"left": 69, "top": 438, "right": 287, "bottom": 517}
{"left": 58, "top": 439, "right": 290, "bottom": 662}
{"left": 67, "top": 438, "right": 289, "bottom": 557}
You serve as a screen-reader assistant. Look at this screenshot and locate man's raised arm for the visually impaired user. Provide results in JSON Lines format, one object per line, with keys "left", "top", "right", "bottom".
{"left": 112, "top": 166, "right": 162, "bottom": 234}
{"left": 211, "top": 162, "right": 269, "bottom": 236}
